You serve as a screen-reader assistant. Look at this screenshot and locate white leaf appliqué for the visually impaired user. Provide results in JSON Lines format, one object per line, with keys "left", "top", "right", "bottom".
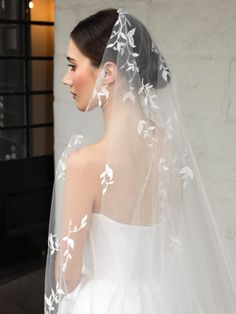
{"left": 100, "top": 163, "right": 115, "bottom": 194}
{"left": 62, "top": 214, "right": 88, "bottom": 272}
{"left": 137, "top": 119, "right": 158, "bottom": 154}
{"left": 56, "top": 134, "right": 84, "bottom": 181}
{"left": 48, "top": 233, "right": 60, "bottom": 256}
{"left": 159, "top": 54, "right": 171, "bottom": 82}
{"left": 138, "top": 78, "right": 159, "bottom": 111}
{"left": 169, "top": 235, "right": 183, "bottom": 252}
{"left": 56, "top": 160, "right": 66, "bottom": 181}
{"left": 123, "top": 87, "right": 135, "bottom": 103}
{"left": 47, "top": 215, "right": 88, "bottom": 273}
{"left": 179, "top": 166, "right": 194, "bottom": 189}
{"left": 137, "top": 120, "right": 147, "bottom": 136}
{"left": 106, "top": 9, "right": 140, "bottom": 102}
{"left": 137, "top": 120, "right": 157, "bottom": 141}
{"left": 94, "top": 85, "right": 110, "bottom": 107}
{"left": 165, "top": 117, "right": 173, "bottom": 140}
{"left": 68, "top": 134, "right": 84, "bottom": 148}
{"left": 44, "top": 281, "right": 65, "bottom": 314}
{"left": 158, "top": 158, "right": 169, "bottom": 172}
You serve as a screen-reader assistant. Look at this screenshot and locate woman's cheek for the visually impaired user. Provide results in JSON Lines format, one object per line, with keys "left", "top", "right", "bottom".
{"left": 73, "top": 72, "right": 82, "bottom": 93}
{"left": 74, "top": 72, "right": 88, "bottom": 108}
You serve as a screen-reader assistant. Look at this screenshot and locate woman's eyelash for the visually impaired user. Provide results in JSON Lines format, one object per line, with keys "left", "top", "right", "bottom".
{"left": 67, "top": 63, "right": 76, "bottom": 70}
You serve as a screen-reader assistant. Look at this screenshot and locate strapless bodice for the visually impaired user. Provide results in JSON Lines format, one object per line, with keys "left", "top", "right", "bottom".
{"left": 81, "top": 213, "right": 162, "bottom": 284}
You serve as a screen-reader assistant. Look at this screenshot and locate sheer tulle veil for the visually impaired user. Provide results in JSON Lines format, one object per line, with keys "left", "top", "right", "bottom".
{"left": 44, "top": 8, "right": 236, "bottom": 314}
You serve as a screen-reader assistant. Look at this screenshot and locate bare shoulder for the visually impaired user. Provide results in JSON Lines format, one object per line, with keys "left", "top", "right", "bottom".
{"left": 66, "top": 141, "right": 106, "bottom": 177}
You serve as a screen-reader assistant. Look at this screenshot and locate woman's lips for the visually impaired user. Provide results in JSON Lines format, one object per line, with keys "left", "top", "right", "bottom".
{"left": 70, "top": 92, "right": 77, "bottom": 99}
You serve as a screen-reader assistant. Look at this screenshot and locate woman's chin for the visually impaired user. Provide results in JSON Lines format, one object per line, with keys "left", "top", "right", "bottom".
{"left": 74, "top": 97, "right": 96, "bottom": 112}
{"left": 75, "top": 100, "right": 87, "bottom": 112}
{"left": 74, "top": 100, "right": 81, "bottom": 110}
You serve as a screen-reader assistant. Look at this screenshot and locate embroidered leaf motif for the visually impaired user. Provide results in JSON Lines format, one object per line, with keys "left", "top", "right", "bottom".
{"left": 123, "top": 89, "right": 135, "bottom": 103}
{"left": 169, "top": 235, "right": 183, "bottom": 252}
{"left": 62, "top": 214, "right": 88, "bottom": 272}
{"left": 137, "top": 119, "right": 157, "bottom": 140}
{"left": 137, "top": 120, "right": 158, "bottom": 154}
{"left": 127, "top": 27, "right": 136, "bottom": 47}
{"left": 92, "top": 84, "right": 110, "bottom": 108}
{"left": 67, "top": 238, "right": 74, "bottom": 249}
{"left": 44, "top": 282, "right": 65, "bottom": 314}
{"left": 81, "top": 214, "right": 88, "bottom": 228}
{"left": 106, "top": 9, "right": 139, "bottom": 98}
{"left": 179, "top": 166, "right": 194, "bottom": 189}
{"left": 56, "top": 160, "right": 66, "bottom": 181}
{"left": 106, "top": 43, "right": 114, "bottom": 48}
{"left": 165, "top": 117, "right": 173, "bottom": 140}
{"left": 137, "top": 120, "right": 146, "bottom": 136}
{"left": 68, "top": 134, "right": 84, "bottom": 148}
{"left": 138, "top": 78, "right": 159, "bottom": 111}
{"left": 48, "top": 233, "right": 60, "bottom": 256}
{"left": 159, "top": 54, "right": 171, "bottom": 82}
{"left": 100, "top": 163, "right": 115, "bottom": 194}
{"left": 56, "top": 134, "right": 84, "bottom": 181}
{"left": 48, "top": 214, "right": 88, "bottom": 274}
{"left": 158, "top": 158, "right": 169, "bottom": 172}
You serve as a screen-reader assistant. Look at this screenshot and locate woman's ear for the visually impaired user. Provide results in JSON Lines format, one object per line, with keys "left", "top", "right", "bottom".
{"left": 102, "top": 61, "right": 117, "bottom": 86}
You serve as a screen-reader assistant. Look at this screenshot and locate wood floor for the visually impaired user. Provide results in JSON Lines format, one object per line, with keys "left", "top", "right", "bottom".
{"left": 0, "top": 267, "right": 45, "bottom": 314}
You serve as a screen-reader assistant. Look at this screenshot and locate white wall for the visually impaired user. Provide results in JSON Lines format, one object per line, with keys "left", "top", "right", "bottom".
{"left": 54, "top": 0, "right": 236, "bottom": 265}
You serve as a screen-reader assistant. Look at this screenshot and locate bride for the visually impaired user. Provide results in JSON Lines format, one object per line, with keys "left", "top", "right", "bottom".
{"left": 44, "top": 8, "right": 236, "bottom": 314}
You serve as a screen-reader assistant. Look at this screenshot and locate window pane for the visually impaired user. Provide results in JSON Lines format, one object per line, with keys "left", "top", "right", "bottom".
{"left": 31, "top": 25, "right": 54, "bottom": 56}
{"left": 0, "top": 0, "right": 24, "bottom": 20}
{"left": 0, "top": 95, "right": 26, "bottom": 127}
{"left": 30, "top": 127, "right": 53, "bottom": 157}
{"left": 0, "top": 129, "right": 26, "bottom": 161}
{"left": 0, "top": 23, "right": 24, "bottom": 56}
{"left": 30, "top": 94, "right": 53, "bottom": 124}
{"left": 30, "top": 0, "right": 54, "bottom": 22}
{"left": 0, "top": 60, "right": 25, "bottom": 93}
{"left": 30, "top": 60, "right": 53, "bottom": 91}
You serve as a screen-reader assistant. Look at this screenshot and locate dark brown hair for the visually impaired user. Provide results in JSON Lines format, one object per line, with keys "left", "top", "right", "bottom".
{"left": 70, "top": 8, "right": 171, "bottom": 89}
{"left": 70, "top": 8, "right": 118, "bottom": 68}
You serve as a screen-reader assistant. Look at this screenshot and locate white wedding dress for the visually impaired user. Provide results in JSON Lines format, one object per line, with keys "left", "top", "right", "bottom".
{"left": 57, "top": 212, "right": 163, "bottom": 314}
{"left": 56, "top": 211, "right": 232, "bottom": 314}
{"left": 55, "top": 210, "right": 236, "bottom": 314}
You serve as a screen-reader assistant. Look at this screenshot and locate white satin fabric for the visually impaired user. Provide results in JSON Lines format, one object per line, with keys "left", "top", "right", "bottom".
{"left": 57, "top": 213, "right": 162, "bottom": 314}
{"left": 56, "top": 212, "right": 220, "bottom": 314}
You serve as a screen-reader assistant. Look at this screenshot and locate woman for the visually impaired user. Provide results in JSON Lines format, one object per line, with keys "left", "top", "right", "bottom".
{"left": 44, "top": 8, "right": 236, "bottom": 314}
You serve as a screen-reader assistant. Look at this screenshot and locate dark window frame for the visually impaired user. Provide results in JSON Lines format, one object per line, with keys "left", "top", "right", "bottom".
{"left": 0, "top": 0, "right": 54, "bottom": 159}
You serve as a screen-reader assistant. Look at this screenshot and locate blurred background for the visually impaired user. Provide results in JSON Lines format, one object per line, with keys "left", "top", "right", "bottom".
{"left": 0, "top": 0, "right": 235, "bottom": 313}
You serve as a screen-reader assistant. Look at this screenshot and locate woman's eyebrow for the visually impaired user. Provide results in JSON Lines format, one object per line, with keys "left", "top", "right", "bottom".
{"left": 66, "top": 56, "right": 77, "bottom": 62}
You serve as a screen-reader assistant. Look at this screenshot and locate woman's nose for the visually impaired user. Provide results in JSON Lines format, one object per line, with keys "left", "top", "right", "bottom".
{"left": 63, "top": 70, "right": 72, "bottom": 86}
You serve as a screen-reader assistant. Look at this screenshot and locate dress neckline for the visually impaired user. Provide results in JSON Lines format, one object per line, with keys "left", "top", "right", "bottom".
{"left": 92, "top": 212, "right": 161, "bottom": 228}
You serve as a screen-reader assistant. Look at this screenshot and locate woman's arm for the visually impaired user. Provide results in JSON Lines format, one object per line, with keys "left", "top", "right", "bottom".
{"left": 54, "top": 147, "right": 94, "bottom": 293}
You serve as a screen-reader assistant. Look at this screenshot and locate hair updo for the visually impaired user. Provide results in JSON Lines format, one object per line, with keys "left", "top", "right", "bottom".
{"left": 70, "top": 8, "right": 171, "bottom": 89}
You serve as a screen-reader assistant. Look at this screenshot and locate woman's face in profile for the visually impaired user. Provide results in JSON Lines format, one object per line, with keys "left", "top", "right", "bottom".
{"left": 63, "top": 39, "right": 99, "bottom": 111}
